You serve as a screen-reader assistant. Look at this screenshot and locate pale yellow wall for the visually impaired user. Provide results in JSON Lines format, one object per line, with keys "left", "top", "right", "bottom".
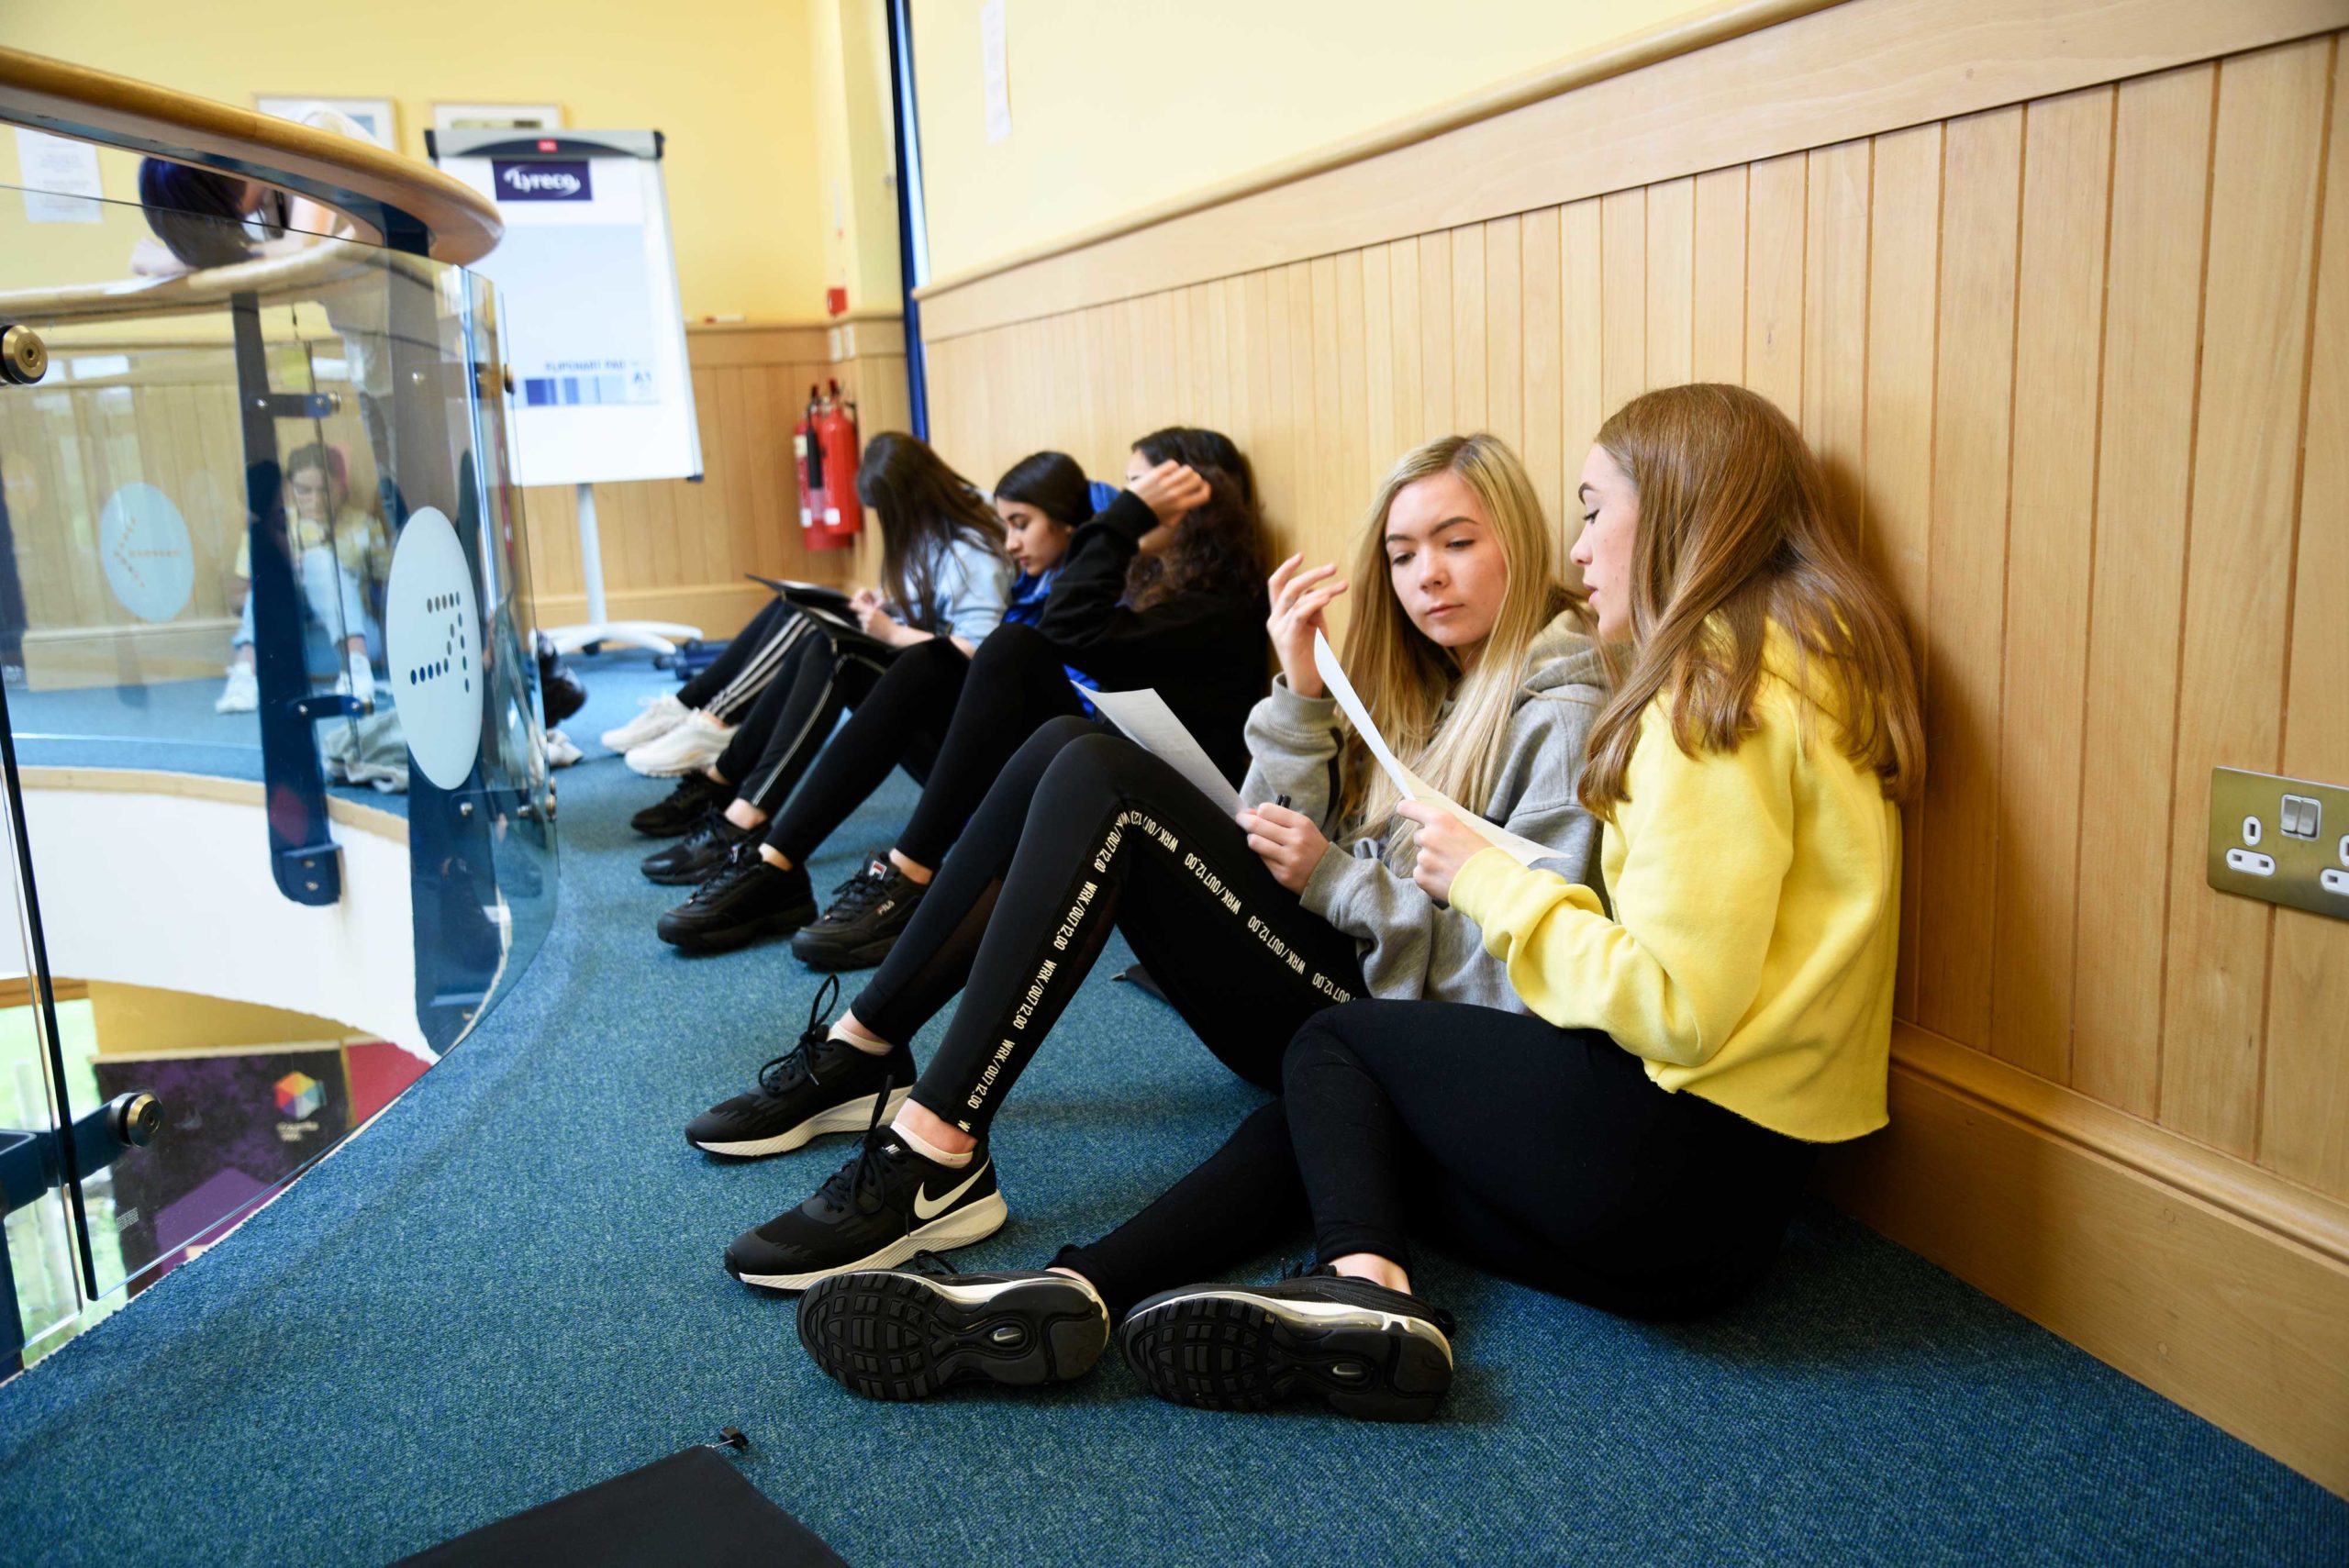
{"left": 807, "top": 0, "right": 907, "bottom": 313}
{"left": 84, "top": 980, "right": 358, "bottom": 1056}
{"left": 0, "top": 0, "right": 829, "bottom": 320}
{"left": 910, "top": 0, "right": 1728, "bottom": 281}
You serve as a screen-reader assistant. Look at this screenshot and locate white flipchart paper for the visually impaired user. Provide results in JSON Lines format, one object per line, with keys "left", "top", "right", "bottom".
{"left": 1310, "top": 630, "right": 1558, "bottom": 868}
{"left": 1081, "top": 684, "right": 1241, "bottom": 816}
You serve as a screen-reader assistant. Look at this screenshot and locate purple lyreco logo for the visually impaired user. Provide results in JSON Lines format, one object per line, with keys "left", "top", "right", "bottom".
{"left": 493, "top": 159, "right": 591, "bottom": 202}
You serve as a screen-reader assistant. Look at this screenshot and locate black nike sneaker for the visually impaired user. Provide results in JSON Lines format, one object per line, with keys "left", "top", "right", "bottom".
{"left": 657, "top": 844, "right": 818, "bottom": 954}
{"left": 797, "top": 1253, "right": 1108, "bottom": 1400}
{"left": 724, "top": 1111, "right": 1006, "bottom": 1291}
{"left": 791, "top": 857, "right": 928, "bottom": 971}
{"left": 685, "top": 976, "right": 914, "bottom": 1155}
{"left": 641, "top": 811, "right": 751, "bottom": 885}
{"left": 1119, "top": 1265, "right": 1456, "bottom": 1422}
{"left": 631, "top": 772, "right": 729, "bottom": 837}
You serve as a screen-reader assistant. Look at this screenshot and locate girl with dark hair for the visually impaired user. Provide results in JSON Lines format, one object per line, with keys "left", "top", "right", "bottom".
{"left": 652, "top": 427, "right": 1273, "bottom": 964}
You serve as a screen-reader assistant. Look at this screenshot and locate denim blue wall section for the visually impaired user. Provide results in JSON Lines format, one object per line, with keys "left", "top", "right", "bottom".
{"left": 0, "top": 651, "right": 2342, "bottom": 1566}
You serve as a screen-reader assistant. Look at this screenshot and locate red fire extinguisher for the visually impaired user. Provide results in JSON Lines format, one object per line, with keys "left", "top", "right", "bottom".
{"left": 808, "top": 378, "right": 863, "bottom": 551}
{"left": 792, "top": 384, "right": 827, "bottom": 539}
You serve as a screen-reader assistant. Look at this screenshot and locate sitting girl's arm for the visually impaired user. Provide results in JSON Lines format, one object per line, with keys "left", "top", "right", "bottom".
{"left": 1426, "top": 704, "right": 1797, "bottom": 1067}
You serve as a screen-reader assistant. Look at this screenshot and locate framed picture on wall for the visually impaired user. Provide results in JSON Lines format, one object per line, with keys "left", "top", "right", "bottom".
{"left": 432, "top": 103, "right": 567, "bottom": 134}
{"left": 254, "top": 95, "right": 397, "bottom": 150}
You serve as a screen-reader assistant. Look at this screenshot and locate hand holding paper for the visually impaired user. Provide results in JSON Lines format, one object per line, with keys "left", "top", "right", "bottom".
{"left": 1311, "top": 630, "right": 1560, "bottom": 869}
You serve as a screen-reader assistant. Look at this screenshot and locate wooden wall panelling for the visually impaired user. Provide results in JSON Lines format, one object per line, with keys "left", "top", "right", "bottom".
{"left": 1864, "top": 122, "right": 1943, "bottom": 1023}
{"left": 1691, "top": 166, "right": 1748, "bottom": 384}
{"left": 1386, "top": 238, "right": 1424, "bottom": 451}
{"left": 1802, "top": 139, "right": 1871, "bottom": 539}
{"left": 1560, "top": 200, "right": 1605, "bottom": 550}
{"left": 2263, "top": 53, "right": 2349, "bottom": 1199}
{"left": 1645, "top": 176, "right": 1697, "bottom": 389}
{"left": 1519, "top": 207, "right": 1566, "bottom": 539}
{"left": 1745, "top": 152, "right": 1807, "bottom": 417}
{"left": 1417, "top": 230, "right": 1454, "bottom": 445}
{"left": 1483, "top": 215, "right": 1524, "bottom": 452}
{"left": 1285, "top": 262, "right": 1319, "bottom": 552}
{"left": 1988, "top": 85, "right": 2115, "bottom": 1083}
{"left": 2159, "top": 38, "right": 2332, "bottom": 1157}
{"left": 1914, "top": 106, "right": 2022, "bottom": 1051}
{"left": 1600, "top": 188, "right": 1647, "bottom": 415}
{"left": 1240, "top": 272, "right": 1274, "bottom": 499}
{"left": 1361, "top": 241, "right": 1398, "bottom": 495}
{"left": 1334, "top": 250, "right": 1373, "bottom": 514}
{"left": 1309, "top": 255, "right": 1343, "bottom": 549}
{"left": 1221, "top": 274, "right": 1254, "bottom": 461}
{"left": 1258, "top": 263, "right": 1297, "bottom": 539}
{"left": 1450, "top": 225, "right": 1488, "bottom": 434}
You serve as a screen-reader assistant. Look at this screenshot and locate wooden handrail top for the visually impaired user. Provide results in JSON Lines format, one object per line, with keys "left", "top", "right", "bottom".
{"left": 0, "top": 46, "right": 499, "bottom": 265}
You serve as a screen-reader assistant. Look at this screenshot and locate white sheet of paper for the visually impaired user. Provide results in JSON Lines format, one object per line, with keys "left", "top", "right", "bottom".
{"left": 15, "top": 129, "right": 104, "bottom": 225}
{"left": 1311, "top": 630, "right": 1561, "bottom": 869}
{"left": 1082, "top": 684, "right": 1241, "bottom": 816}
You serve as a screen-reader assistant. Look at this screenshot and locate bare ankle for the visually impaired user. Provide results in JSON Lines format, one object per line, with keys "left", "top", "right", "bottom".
{"left": 892, "top": 1097, "right": 975, "bottom": 1157}
{"left": 829, "top": 1009, "right": 891, "bottom": 1054}
{"left": 885, "top": 848, "right": 933, "bottom": 885}
{"left": 724, "top": 799, "right": 766, "bottom": 832}
{"left": 1326, "top": 1252, "right": 1412, "bottom": 1295}
{"left": 758, "top": 845, "right": 794, "bottom": 872}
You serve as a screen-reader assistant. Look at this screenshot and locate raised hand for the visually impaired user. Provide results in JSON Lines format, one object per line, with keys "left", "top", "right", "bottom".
{"left": 1129, "top": 461, "right": 1212, "bottom": 526}
{"left": 1265, "top": 552, "right": 1347, "bottom": 698}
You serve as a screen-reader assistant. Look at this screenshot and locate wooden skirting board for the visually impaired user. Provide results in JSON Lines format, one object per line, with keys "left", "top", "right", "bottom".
{"left": 1818, "top": 1024, "right": 2349, "bottom": 1496}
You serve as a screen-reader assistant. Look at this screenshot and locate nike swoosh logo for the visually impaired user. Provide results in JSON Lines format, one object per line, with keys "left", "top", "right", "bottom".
{"left": 912, "top": 1162, "right": 989, "bottom": 1220}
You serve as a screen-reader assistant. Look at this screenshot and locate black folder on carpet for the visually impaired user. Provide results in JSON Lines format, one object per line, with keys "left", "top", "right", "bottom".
{"left": 395, "top": 1446, "right": 845, "bottom": 1567}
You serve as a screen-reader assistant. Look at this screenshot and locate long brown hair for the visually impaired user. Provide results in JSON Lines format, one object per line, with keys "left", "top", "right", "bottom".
{"left": 1123, "top": 428, "right": 1265, "bottom": 611}
{"left": 856, "top": 432, "right": 1006, "bottom": 633}
{"left": 1579, "top": 383, "right": 1923, "bottom": 816}
{"left": 1337, "top": 434, "right": 1584, "bottom": 851}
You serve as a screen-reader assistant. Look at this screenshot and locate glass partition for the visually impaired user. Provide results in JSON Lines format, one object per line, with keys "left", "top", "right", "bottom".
{"left": 0, "top": 179, "right": 554, "bottom": 1362}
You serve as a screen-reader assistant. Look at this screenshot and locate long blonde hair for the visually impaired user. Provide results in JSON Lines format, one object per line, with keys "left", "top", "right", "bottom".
{"left": 1580, "top": 384, "right": 1924, "bottom": 816}
{"left": 1337, "top": 434, "right": 1586, "bottom": 855}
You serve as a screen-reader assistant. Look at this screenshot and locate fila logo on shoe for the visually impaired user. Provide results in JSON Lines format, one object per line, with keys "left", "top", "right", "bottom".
{"left": 912, "top": 1162, "right": 989, "bottom": 1220}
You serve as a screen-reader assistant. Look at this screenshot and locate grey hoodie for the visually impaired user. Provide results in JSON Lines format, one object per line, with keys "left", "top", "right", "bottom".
{"left": 1239, "top": 610, "right": 1609, "bottom": 1011}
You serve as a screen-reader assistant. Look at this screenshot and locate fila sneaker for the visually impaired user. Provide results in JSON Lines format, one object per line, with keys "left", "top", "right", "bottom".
{"left": 724, "top": 1110, "right": 1006, "bottom": 1291}
{"left": 790, "top": 858, "right": 928, "bottom": 972}
{"left": 641, "top": 811, "right": 752, "bottom": 885}
{"left": 685, "top": 976, "right": 914, "bottom": 1156}
{"left": 656, "top": 844, "right": 818, "bottom": 953}
{"left": 632, "top": 771, "right": 729, "bottom": 836}
{"left": 797, "top": 1256, "right": 1108, "bottom": 1400}
{"left": 601, "top": 690, "right": 688, "bottom": 752}
{"left": 1119, "top": 1266, "right": 1457, "bottom": 1422}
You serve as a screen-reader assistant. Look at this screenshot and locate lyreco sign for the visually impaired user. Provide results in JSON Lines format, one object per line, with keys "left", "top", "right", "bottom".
{"left": 492, "top": 159, "right": 592, "bottom": 202}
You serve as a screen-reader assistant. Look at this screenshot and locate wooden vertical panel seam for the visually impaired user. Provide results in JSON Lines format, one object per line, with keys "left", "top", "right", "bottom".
{"left": 2254, "top": 35, "right": 2341, "bottom": 1163}
{"left": 2149, "top": 66, "right": 2231, "bottom": 1125}
{"left": 1981, "top": 110, "right": 2031, "bottom": 1060}
{"left": 2060, "top": 84, "right": 2127, "bottom": 1087}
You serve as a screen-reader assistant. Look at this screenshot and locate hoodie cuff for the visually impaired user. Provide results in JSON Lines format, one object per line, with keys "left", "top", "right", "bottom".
{"left": 1447, "top": 846, "right": 1519, "bottom": 929}
{"left": 1095, "top": 490, "right": 1160, "bottom": 544}
{"left": 1299, "top": 846, "right": 1377, "bottom": 931}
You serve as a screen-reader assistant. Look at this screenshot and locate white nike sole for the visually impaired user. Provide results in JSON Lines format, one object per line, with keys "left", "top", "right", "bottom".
{"left": 732, "top": 1191, "right": 1009, "bottom": 1292}
{"left": 1130, "top": 1287, "right": 1454, "bottom": 1366}
{"left": 692, "top": 1086, "right": 912, "bottom": 1158}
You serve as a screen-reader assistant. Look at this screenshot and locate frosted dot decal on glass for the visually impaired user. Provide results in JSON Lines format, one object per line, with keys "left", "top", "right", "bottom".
{"left": 385, "top": 506, "right": 483, "bottom": 789}
{"left": 97, "top": 483, "right": 194, "bottom": 623}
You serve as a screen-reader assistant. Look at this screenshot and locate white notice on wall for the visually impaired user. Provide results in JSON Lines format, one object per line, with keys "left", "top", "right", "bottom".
{"left": 981, "top": 0, "right": 1013, "bottom": 143}
{"left": 13, "top": 129, "right": 104, "bottom": 224}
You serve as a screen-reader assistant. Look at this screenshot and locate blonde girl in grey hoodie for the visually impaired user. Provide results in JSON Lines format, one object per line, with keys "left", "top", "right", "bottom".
{"left": 782, "top": 434, "right": 1611, "bottom": 1401}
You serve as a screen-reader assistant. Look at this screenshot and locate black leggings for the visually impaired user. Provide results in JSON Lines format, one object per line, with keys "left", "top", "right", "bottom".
{"left": 1058, "top": 1000, "right": 1820, "bottom": 1319}
{"left": 852, "top": 717, "right": 1366, "bottom": 1138}
{"left": 763, "top": 626, "right": 1084, "bottom": 868}
{"left": 680, "top": 597, "right": 809, "bottom": 723}
{"left": 712, "top": 628, "right": 896, "bottom": 816}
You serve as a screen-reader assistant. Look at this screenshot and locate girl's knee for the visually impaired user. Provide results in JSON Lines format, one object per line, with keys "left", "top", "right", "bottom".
{"left": 1282, "top": 1001, "right": 1380, "bottom": 1088}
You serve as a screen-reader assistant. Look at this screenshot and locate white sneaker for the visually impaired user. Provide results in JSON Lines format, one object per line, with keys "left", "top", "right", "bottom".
{"left": 626, "top": 709, "right": 734, "bottom": 776}
{"left": 601, "top": 691, "right": 688, "bottom": 752}
{"left": 216, "top": 662, "right": 259, "bottom": 714}
{"left": 545, "top": 728, "right": 584, "bottom": 767}
{"left": 334, "top": 652, "right": 376, "bottom": 713}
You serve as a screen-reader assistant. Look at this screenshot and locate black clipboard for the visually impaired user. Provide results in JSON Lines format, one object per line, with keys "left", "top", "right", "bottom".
{"left": 744, "top": 574, "right": 889, "bottom": 659}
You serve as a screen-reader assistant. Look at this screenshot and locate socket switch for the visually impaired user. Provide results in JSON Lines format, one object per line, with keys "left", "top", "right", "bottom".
{"left": 2209, "top": 767, "right": 2349, "bottom": 920}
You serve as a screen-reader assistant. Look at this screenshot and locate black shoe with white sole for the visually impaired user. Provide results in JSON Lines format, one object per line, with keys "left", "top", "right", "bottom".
{"left": 725, "top": 1117, "right": 1005, "bottom": 1292}
{"left": 642, "top": 811, "right": 752, "bottom": 885}
{"left": 791, "top": 858, "right": 927, "bottom": 971}
{"left": 1119, "top": 1266, "right": 1456, "bottom": 1422}
{"left": 685, "top": 976, "right": 914, "bottom": 1156}
{"left": 631, "top": 772, "right": 729, "bottom": 837}
{"left": 797, "top": 1255, "right": 1108, "bottom": 1399}
{"left": 657, "top": 846, "right": 818, "bottom": 954}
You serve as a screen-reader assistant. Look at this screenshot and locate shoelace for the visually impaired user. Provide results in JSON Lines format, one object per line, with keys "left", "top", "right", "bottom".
{"left": 822, "top": 861, "right": 894, "bottom": 923}
{"left": 689, "top": 840, "right": 765, "bottom": 904}
{"left": 753, "top": 975, "right": 842, "bottom": 1097}
{"left": 812, "top": 1073, "right": 908, "bottom": 1218}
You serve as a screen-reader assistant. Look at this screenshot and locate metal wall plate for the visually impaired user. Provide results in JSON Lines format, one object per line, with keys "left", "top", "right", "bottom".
{"left": 2209, "top": 766, "right": 2349, "bottom": 920}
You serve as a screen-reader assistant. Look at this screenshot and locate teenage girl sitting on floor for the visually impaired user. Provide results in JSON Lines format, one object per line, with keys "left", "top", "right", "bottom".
{"left": 696, "top": 432, "right": 1607, "bottom": 1303}
{"left": 795, "top": 383, "right": 1925, "bottom": 1422}
{"left": 664, "top": 427, "right": 1272, "bottom": 967}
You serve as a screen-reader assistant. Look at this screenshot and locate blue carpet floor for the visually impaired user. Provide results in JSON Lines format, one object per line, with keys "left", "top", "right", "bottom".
{"left": 1, "top": 651, "right": 2343, "bottom": 1565}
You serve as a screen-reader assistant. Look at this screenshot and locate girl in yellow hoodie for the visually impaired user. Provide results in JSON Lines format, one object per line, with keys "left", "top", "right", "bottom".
{"left": 1115, "top": 383, "right": 1925, "bottom": 1421}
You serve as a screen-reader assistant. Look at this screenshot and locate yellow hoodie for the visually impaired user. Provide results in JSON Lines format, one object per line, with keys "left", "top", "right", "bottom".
{"left": 1448, "top": 630, "right": 1901, "bottom": 1143}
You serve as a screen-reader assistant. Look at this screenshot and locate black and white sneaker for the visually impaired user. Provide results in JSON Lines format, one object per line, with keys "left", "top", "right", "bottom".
{"left": 724, "top": 1112, "right": 1006, "bottom": 1291}
{"left": 685, "top": 976, "right": 913, "bottom": 1155}
{"left": 641, "top": 811, "right": 751, "bottom": 885}
{"left": 791, "top": 857, "right": 928, "bottom": 971}
{"left": 657, "top": 845, "right": 818, "bottom": 954}
{"left": 1119, "top": 1265, "right": 1456, "bottom": 1422}
{"left": 630, "top": 772, "right": 729, "bottom": 837}
{"left": 797, "top": 1254, "right": 1108, "bottom": 1399}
